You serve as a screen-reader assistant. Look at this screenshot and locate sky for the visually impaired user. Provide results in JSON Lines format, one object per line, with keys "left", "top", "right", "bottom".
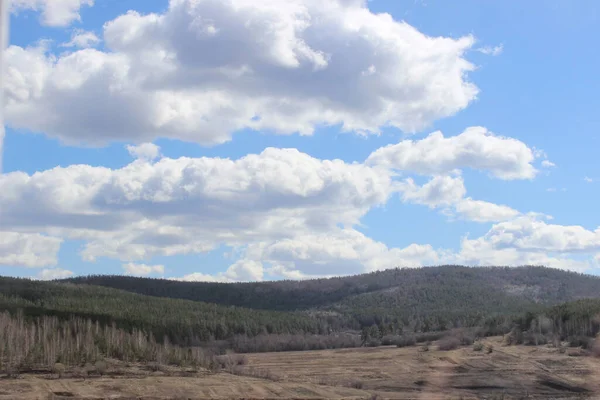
{"left": 0, "top": 0, "right": 599, "bottom": 282}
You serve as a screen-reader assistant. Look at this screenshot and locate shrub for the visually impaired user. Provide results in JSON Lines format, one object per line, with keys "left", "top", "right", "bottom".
{"left": 592, "top": 336, "right": 600, "bottom": 357}
{"left": 235, "top": 354, "right": 248, "bottom": 365}
{"left": 486, "top": 345, "right": 494, "bottom": 354}
{"left": 523, "top": 332, "right": 549, "bottom": 346}
{"left": 567, "top": 349, "right": 584, "bottom": 357}
{"left": 53, "top": 363, "right": 66, "bottom": 378}
{"left": 503, "top": 327, "right": 523, "bottom": 346}
{"left": 348, "top": 379, "right": 364, "bottom": 389}
{"left": 396, "top": 335, "right": 416, "bottom": 348}
{"left": 95, "top": 360, "right": 108, "bottom": 376}
{"left": 568, "top": 336, "right": 593, "bottom": 349}
{"left": 83, "top": 362, "right": 96, "bottom": 377}
{"left": 438, "top": 336, "right": 460, "bottom": 351}
{"left": 473, "top": 342, "right": 483, "bottom": 352}
{"left": 414, "top": 331, "right": 445, "bottom": 343}
{"left": 380, "top": 335, "right": 398, "bottom": 346}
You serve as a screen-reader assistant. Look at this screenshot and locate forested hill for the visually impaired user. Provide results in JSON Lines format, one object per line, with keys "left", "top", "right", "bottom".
{"left": 66, "top": 265, "right": 600, "bottom": 312}
{"left": 0, "top": 277, "right": 326, "bottom": 344}
{"left": 2, "top": 266, "right": 600, "bottom": 346}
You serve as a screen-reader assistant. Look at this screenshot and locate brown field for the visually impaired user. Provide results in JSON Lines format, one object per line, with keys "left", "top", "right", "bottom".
{"left": 3, "top": 337, "right": 600, "bottom": 400}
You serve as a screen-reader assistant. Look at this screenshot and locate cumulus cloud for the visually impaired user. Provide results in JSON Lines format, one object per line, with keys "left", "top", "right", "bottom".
{"left": 471, "top": 216, "right": 600, "bottom": 253}
{"left": 61, "top": 29, "right": 100, "bottom": 48}
{"left": 36, "top": 268, "right": 74, "bottom": 280}
{"left": 174, "top": 272, "right": 231, "bottom": 283}
{"left": 123, "top": 262, "right": 165, "bottom": 276}
{"left": 398, "top": 175, "right": 466, "bottom": 208}
{"left": 442, "top": 214, "right": 600, "bottom": 272}
{"left": 2, "top": 128, "right": 581, "bottom": 278}
{"left": 4, "top": 0, "right": 478, "bottom": 146}
{"left": 11, "top": 0, "right": 93, "bottom": 27}
{"left": 453, "top": 198, "right": 520, "bottom": 223}
{"left": 0, "top": 232, "right": 62, "bottom": 267}
{"left": 173, "top": 260, "right": 263, "bottom": 282}
{"left": 457, "top": 237, "right": 591, "bottom": 272}
{"left": 208, "top": 229, "right": 442, "bottom": 280}
{"left": 395, "top": 174, "right": 520, "bottom": 223}
{"left": 367, "top": 127, "right": 538, "bottom": 180}
{"left": 0, "top": 148, "right": 394, "bottom": 263}
{"left": 126, "top": 143, "right": 161, "bottom": 161}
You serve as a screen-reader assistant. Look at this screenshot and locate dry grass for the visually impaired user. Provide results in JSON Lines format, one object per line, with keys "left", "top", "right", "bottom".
{"left": 3, "top": 337, "right": 600, "bottom": 399}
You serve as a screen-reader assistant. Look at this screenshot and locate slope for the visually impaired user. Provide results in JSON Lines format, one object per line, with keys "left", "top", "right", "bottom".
{"left": 0, "top": 277, "right": 325, "bottom": 345}
{"left": 67, "top": 265, "right": 600, "bottom": 311}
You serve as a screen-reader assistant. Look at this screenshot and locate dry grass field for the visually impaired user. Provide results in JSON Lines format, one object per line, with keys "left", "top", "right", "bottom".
{"left": 3, "top": 337, "right": 600, "bottom": 400}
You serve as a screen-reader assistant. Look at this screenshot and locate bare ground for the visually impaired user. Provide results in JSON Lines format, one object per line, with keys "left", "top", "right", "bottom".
{"left": 3, "top": 337, "right": 600, "bottom": 399}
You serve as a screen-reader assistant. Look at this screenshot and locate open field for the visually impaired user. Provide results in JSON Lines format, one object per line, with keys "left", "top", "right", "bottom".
{"left": 3, "top": 337, "right": 600, "bottom": 399}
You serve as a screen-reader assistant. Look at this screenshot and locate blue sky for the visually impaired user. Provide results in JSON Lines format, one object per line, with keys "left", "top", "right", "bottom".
{"left": 1, "top": 0, "right": 599, "bottom": 281}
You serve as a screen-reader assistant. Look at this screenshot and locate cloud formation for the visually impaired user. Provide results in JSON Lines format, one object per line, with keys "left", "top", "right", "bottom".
{"left": 11, "top": 0, "right": 93, "bottom": 27}
{"left": 0, "top": 125, "right": 587, "bottom": 278}
{"left": 61, "top": 29, "right": 100, "bottom": 48}
{"left": 126, "top": 143, "right": 161, "bottom": 161}
{"left": 4, "top": 0, "right": 478, "bottom": 146}
{"left": 367, "top": 127, "right": 539, "bottom": 180}
{"left": 37, "top": 268, "right": 74, "bottom": 280}
{"left": 0, "top": 146, "right": 393, "bottom": 264}
{"left": 0, "top": 232, "right": 62, "bottom": 267}
{"left": 123, "top": 262, "right": 165, "bottom": 276}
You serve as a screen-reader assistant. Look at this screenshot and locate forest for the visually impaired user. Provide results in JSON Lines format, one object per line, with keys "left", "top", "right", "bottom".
{"left": 2, "top": 265, "right": 600, "bottom": 375}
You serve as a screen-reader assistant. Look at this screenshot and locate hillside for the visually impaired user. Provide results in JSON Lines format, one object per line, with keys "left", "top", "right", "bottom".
{"left": 0, "top": 277, "right": 325, "bottom": 345}
{"left": 3, "top": 266, "right": 600, "bottom": 376}
{"left": 66, "top": 266, "right": 600, "bottom": 332}
{"left": 67, "top": 266, "right": 600, "bottom": 311}
{"left": 2, "top": 266, "right": 600, "bottom": 347}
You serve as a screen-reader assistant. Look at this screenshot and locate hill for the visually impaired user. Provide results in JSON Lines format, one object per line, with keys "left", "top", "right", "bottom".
{"left": 3, "top": 266, "right": 600, "bottom": 375}
{"left": 0, "top": 277, "right": 326, "bottom": 345}
{"left": 67, "top": 266, "right": 600, "bottom": 309}
{"left": 2, "top": 265, "right": 600, "bottom": 347}
{"left": 66, "top": 266, "right": 600, "bottom": 332}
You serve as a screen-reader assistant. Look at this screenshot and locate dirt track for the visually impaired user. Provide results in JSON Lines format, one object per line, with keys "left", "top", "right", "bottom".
{"left": 3, "top": 337, "right": 600, "bottom": 399}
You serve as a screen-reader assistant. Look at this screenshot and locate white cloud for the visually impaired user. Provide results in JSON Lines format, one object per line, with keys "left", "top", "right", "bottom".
{"left": 398, "top": 175, "right": 466, "bottom": 208}
{"left": 476, "top": 44, "right": 503, "bottom": 56}
{"left": 453, "top": 198, "right": 520, "bottom": 223}
{"left": 457, "top": 236, "right": 591, "bottom": 272}
{"left": 238, "top": 229, "right": 441, "bottom": 278}
{"left": 36, "top": 268, "right": 74, "bottom": 280}
{"left": 123, "top": 262, "right": 165, "bottom": 276}
{"left": 5, "top": 0, "right": 478, "bottom": 146}
{"left": 471, "top": 216, "right": 600, "bottom": 253}
{"left": 367, "top": 127, "right": 538, "bottom": 180}
{"left": 394, "top": 174, "right": 521, "bottom": 223}
{"left": 173, "top": 260, "right": 263, "bottom": 282}
{"left": 11, "top": 0, "right": 93, "bottom": 27}
{"left": 541, "top": 160, "right": 556, "bottom": 168}
{"left": 61, "top": 29, "right": 100, "bottom": 48}
{"left": 223, "top": 259, "right": 264, "bottom": 281}
{"left": 0, "top": 232, "right": 62, "bottom": 267}
{"left": 126, "top": 143, "right": 161, "bottom": 161}
{"left": 176, "top": 217, "right": 600, "bottom": 280}
{"left": 174, "top": 272, "right": 231, "bottom": 283}
{"left": 3, "top": 131, "right": 575, "bottom": 278}
{"left": 0, "top": 148, "right": 393, "bottom": 264}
